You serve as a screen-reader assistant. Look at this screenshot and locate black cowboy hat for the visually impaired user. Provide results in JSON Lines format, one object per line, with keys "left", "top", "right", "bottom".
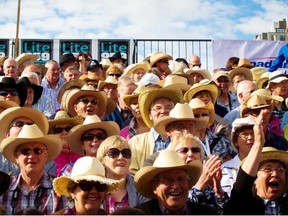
{"left": 18, "top": 77, "right": 43, "bottom": 105}
{"left": 0, "top": 77, "right": 27, "bottom": 107}
{"left": 87, "top": 59, "right": 103, "bottom": 71}
{"left": 59, "top": 53, "right": 76, "bottom": 67}
{"left": 108, "top": 52, "right": 127, "bottom": 63}
{"left": 0, "top": 171, "right": 10, "bottom": 196}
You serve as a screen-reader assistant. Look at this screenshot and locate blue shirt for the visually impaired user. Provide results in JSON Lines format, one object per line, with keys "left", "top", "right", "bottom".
{"left": 268, "top": 43, "right": 288, "bottom": 72}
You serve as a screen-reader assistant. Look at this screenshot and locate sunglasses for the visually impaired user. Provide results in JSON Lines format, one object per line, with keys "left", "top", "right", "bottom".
{"left": 176, "top": 147, "right": 201, "bottom": 154}
{"left": 16, "top": 147, "right": 47, "bottom": 156}
{"left": 0, "top": 90, "right": 19, "bottom": 97}
{"left": 217, "top": 79, "right": 229, "bottom": 83}
{"left": 108, "top": 74, "right": 121, "bottom": 78}
{"left": 81, "top": 133, "right": 108, "bottom": 141}
{"left": 12, "top": 121, "right": 34, "bottom": 128}
{"left": 78, "top": 98, "right": 98, "bottom": 105}
{"left": 53, "top": 126, "right": 73, "bottom": 134}
{"left": 106, "top": 148, "right": 132, "bottom": 159}
{"left": 194, "top": 113, "right": 209, "bottom": 118}
{"left": 78, "top": 180, "right": 108, "bottom": 192}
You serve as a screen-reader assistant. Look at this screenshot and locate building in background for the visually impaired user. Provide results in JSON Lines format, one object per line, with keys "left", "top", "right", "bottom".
{"left": 255, "top": 18, "right": 287, "bottom": 41}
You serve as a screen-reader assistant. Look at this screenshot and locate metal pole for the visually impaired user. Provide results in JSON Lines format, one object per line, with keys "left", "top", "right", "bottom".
{"left": 14, "top": 0, "right": 21, "bottom": 58}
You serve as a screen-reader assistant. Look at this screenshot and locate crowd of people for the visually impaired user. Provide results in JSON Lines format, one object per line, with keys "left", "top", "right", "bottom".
{"left": 0, "top": 47, "right": 287, "bottom": 215}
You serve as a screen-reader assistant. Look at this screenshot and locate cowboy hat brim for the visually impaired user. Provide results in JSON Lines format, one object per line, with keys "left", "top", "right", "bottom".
{"left": 48, "top": 115, "right": 84, "bottom": 134}
{"left": 183, "top": 83, "right": 219, "bottom": 104}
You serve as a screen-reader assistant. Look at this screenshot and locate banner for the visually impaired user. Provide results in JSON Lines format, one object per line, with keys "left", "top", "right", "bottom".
{"left": 0, "top": 39, "right": 9, "bottom": 57}
{"left": 59, "top": 40, "right": 92, "bottom": 57}
{"left": 212, "top": 40, "right": 287, "bottom": 70}
{"left": 98, "top": 40, "right": 129, "bottom": 64}
{"left": 21, "top": 39, "right": 53, "bottom": 64}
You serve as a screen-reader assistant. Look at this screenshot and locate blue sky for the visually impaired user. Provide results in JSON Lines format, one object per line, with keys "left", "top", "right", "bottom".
{"left": 0, "top": 0, "right": 287, "bottom": 40}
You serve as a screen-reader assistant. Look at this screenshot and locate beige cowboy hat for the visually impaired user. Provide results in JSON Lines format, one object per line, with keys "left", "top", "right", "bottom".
{"left": 169, "top": 61, "right": 187, "bottom": 74}
{"left": 136, "top": 72, "right": 160, "bottom": 87}
{"left": 0, "top": 100, "right": 19, "bottom": 112}
{"left": 240, "top": 95, "right": 270, "bottom": 117}
{"left": 53, "top": 156, "right": 125, "bottom": 197}
{"left": 183, "top": 82, "right": 219, "bottom": 104}
{"left": 256, "top": 72, "right": 270, "bottom": 89}
{"left": 189, "top": 98, "right": 215, "bottom": 127}
{"left": 162, "top": 74, "right": 191, "bottom": 93}
{"left": 97, "top": 76, "right": 118, "bottom": 91}
{"left": 122, "top": 85, "right": 149, "bottom": 109}
{"left": 183, "top": 66, "right": 212, "bottom": 81}
{"left": 250, "top": 67, "right": 266, "bottom": 81}
{"left": 134, "top": 149, "right": 202, "bottom": 199}
{"left": 15, "top": 53, "right": 39, "bottom": 66}
{"left": 100, "top": 58, "right": 112, "bottom": 69}
{"left": 106, "top": 65, "right": 123, "bottom": 76}
{"left": 0, "top": 56, "right": 7, "bottom": 66}
{"left": 65, "top": 85, "right": 108, "bottom": 117}
{"left": 48, "top": 110, "right": 84, "bottom": 134}
{"left": 149, "top": 52, "right": 173, "bottom": 67}
{"left": 250, "top": 89, "right": 283, "bottom": 103}
{"left": 153, "top": 103, "right": 209, "bottom": 136}
{"left": 138, "top": 88, "right": 183, "bottom": 128}
{"left": 0, "top": 107, "right": 49, "bottom": 143}
{"left": 0, "top": 124, "right": 62, "bottom": 164}
{"left": 79, "top": 74, "right": 104, "bottom": 83}
{"left": 266, "top": 70, "right": 288, "bottom": 89}
{"left": 212, "top": 70, "right": 229, "bottom": 81}
{"left": 57, "top": 79, "right": 86, "bottom": 104}
{"left": 123, "top": 61, "right": 150, "bottom": 76}
{"left": 231, "top": 117, "right": 256, "bottom": 152}
{"left": 236, "top": 58, "right": 253, "bottom": 69}
{"left": 67, "top": 115, "right": 120, "bottom": 156}
{"left": 229, "top": 67, "right": 253, "bottom": 82}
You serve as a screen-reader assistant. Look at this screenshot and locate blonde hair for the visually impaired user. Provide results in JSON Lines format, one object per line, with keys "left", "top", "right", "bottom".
{"left": 169, "top": 133, "right": 204, "bottom": 161}
{"left": 96, "top": 135, "right": 130, "bottom": 162}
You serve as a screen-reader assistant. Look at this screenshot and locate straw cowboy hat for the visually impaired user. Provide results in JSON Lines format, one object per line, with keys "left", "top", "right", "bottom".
{"left": 67, "top": 115, "right": 120, "bottom": 156}
{"left": 236, "top": 58, "right": 253, "bottom": 69}
{"left": 189, "top": 98, "right": 215, "bottom": 127}
{"left": 18, "top": 76, "right": 43, "bottom": 105}
{"left": 15, "top": 53, "right": 39, "bottom": 66}
{"left": 138, "top": 88, "right": 183, "bottom": 128}
{"left": 162, "top": 74, "right": 191, "bottom": 93}
{"left": 134, "top": 149, "right": 202, "bottom": 199}
{"left": 0, "top": 107, "right": 49, "bottom": 142}
{"left": 250, "top": 89, "right": 283, "bottom": 103}
{"left": 240, "top": 95, "right": 270, "bottom": 117}
{"left": 0, "top": 124, "right": 62, "bottom": 164}
{"left": 256, "top": 72, "right": 270, "bottom": 89}
{"left": 0, "top": 56, "right": 8, "bottom": 66}
{"left": 229, "top": 67, "right": 253, "bottom": 82}
{"left": 97, "top": 76, "right": 118, "bottom": 91}
{"left": 106, "top": 65, "right": 124, "bottom": 76}
{"left": 0, "top": 171, "right": 10, "bottom": 196}
{"left": 136, "top": 73, "right": 160, "bottom": 87}
{"left": 0, "top": 77, "right": 27, "bottom": 107}
{"left": 123, "top": 61, "right": 150, "bottom": 76}
{"left": 79, "top": 74, "right": 104, "bottom": 83}
{"left": 250, "top": 67, "right": 266, "bottom": 81}
{"left": 122, "top": 85, "right": 149, "bottom": 109}
{"left": 0, "top": 100, "right": 19, "bottom": 111}
{"left": 65, "top": 85, "right": 108, "bottom": 117}
{"left": 57, "top": 79, "right": 86, "bottom": 104}
{"left": 183, "top": 82, "right": 219, "bottom": 104}
{"left": 149, "top": 52, "right": 173, "bottom": 67}
{"left": 266, "top": 70, "right": 288, "bottom": 89}
{"left": 183, "top": 66, "right": 212, "bottom": 81}
{"left": 48, "top": 110, "right": 84, "bottom": 134}
{"left": 53, "top": 156, "right": 125, "bottom": 197}
{"left": 168, "top": 60, "right": 187, "bottom": 74}
{"left": 153, "top": 103, "right": 207, "bottom": 136}
{"left": 212, "top": 70, "right": 229, "bottom": 81}
{"left": 100, "top": 59, "right": 112, "bottom": 69}
{"left": 231, "top": 117, "right": 256, "bottom": 152}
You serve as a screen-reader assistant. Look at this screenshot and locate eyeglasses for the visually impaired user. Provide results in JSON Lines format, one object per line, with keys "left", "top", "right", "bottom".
{"left": 217, "top": 79, "right": 229, "bottom": 83}
{"left": 78, "top": 180, "right": 108, "bottom": 192}
{"left": 12, "top": 121, "right": 34, "bottom": 128}
{"left": 259, "top": 166, "right": 287, "bottom": 175}
{"left": 53, "top": 126, "right": 73, "bottom": 134}
{"left": 176, "top": 147, "right": 201, "bottom": 154}
{"left": 151, "top": 106, "right": 174, "bottom": 113}
{"left": 16, "top": 147, "right": 47, "bottom": 156}
{"left": 78, "top": 98, "right": 98, "bottom": 105}
{"left": 238, "top": 132, "right": 254, "bottom": 140}
{"left": 81, "top": 133, "right": 108, "bottom": 141}
{"left": 108, "top": 74, "right": 121, "bottom": 78}
{"left": 194, "top": 113, "right": 209, "bottom": 118}
{"left": 106, "top": 148, "right": 132, "bottom": 159}
{"left": 0, "top": 90, "right": 19, "bottom": 97}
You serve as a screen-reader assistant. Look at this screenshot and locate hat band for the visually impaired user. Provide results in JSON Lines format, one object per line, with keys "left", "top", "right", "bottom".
{"left": 269, "top": 74, "right": 287, "bottom": 82}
